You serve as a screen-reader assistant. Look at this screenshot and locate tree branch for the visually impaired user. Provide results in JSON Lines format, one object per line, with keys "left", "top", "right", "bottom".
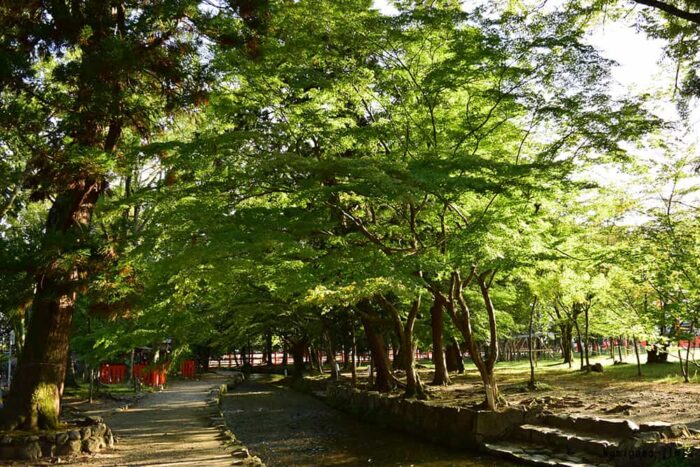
{"left": 633, "top": 0, "right": 700, "bottom": 24}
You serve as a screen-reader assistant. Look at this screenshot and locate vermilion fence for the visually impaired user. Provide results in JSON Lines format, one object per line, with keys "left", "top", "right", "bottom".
{"left": 99, "top": 363, "right": 127, "bottom": 384}
{"left": 679, "top": 336, "right": 700, "bottom": 349}
{"left": 133, "top": 362, "right": 170, "bottom": 387}
{"left": 209, "top": 350, "right": 434, "bottom": 368}
{"left": 180, "top": 359, "right": 196, "bottom": 378}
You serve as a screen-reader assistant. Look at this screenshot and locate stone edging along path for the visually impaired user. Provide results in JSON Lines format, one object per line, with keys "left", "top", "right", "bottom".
{"left": 323, "top": 384, "right": 700, "bottom": 467}
{"left": 209, "top": 372, "right": 265, "bottom": 466}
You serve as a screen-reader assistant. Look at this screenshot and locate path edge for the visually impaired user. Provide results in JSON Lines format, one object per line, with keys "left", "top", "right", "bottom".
{"left": 207, "top": 372, "right": 265, "bottom": 466}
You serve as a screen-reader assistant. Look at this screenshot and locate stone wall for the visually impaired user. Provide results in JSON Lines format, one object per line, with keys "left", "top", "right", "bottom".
{"left": 324, "top": 384, "right": 532, "bottom": 448}
{"left": 324, "top": 384, "right": 700, "bottom": 466}
{"left": 0, "top": 416, "right": 114, "bottom": 461}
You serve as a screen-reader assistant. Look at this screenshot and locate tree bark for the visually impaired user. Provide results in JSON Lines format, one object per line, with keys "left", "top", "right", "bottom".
{"left": 430, "top": 294, "right": 450, "bottom": 386}
{"left": 441, "top": 268, "right": 501, "bottom": 410}
{"left": 359, "top": 313, "right": 393, "bottom": 392}
{"left": 445, "top": 337, "right": 464, "bottom": 373}
{"left": 574, "top": 319, "right": 585, "bottom": 371}
{"left": 378, "top": 294, "right": 425, "bottom": 398}
{"left": 350, "top": 321, "right": 357, "bottom": 387}
{"left": 528, "top": 297, "right": 538, "bottom": 389}
{"left": 559, "top": 323, "right": 573, "bottom": 367}
{"left": 290, "top": 338, "right": 307, "bottom": 380}
{"left": 633, "top": 337, "right": 642, "bottom": 376}
{"left": 2, "top": 182, "right": 104, "bottom": 430}
{"left": 618, "top": 335, "right": 624, "bottom": 362}
{"left": 325, "top": 329, "right": 339, "bottom": 381}
{"left": 610, "top": 336, "right": 615, "bottom": 360}
{"left": 583, "top": 304, "right": 590, "bottom": 369}
{"left": 265, "top": 332, "right": 273, "bottom": 366}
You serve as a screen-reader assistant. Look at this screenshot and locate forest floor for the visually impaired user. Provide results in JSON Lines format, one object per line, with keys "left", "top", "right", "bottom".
{"left": 333, "top": 354, "right": 700, "bottom": 430}
{"left": 62, "top": 373, "right": 234, "bottom": 466}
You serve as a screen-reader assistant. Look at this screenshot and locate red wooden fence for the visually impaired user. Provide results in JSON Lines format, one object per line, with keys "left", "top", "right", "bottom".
{"left": 133, "top": 362, "right": 170, "bottom": 387}
{"left": 679, "top": 336, "right": 700, "bottom": 349}
{"left": 208, "top": 350, "right": 434, "bottom": 368}
{"left": 99, "top": 363, "right": 127, "bottom": 384}
{"left": 180, "top": 359, "right": 196, "bottom": 379}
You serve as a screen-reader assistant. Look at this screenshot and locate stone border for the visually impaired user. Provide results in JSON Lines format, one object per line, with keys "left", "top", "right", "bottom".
{"left": 207, "top": 372, "right": 264, "bottom": 466}
{"left": 0, "top": 416, "right": 114, "bottom": 461}
{"left": 323, "top": 384, "right": 529, "bottom": 448}
{"left": 323, "top": 384, "right": 700, "bottom": 466}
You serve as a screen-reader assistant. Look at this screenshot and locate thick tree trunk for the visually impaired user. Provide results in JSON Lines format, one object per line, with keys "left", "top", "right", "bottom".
{"left": 1, "top": 183, "right": 103, "bottom": 430}
{"left": 265, "top": 332, "right": 273, "bottom": 365}
{"left": 482, "top": 371, "right": 499, "bottom": 411}
{"left": 560, "top": 324, "right": 573, "bottom": 367}
{"left": 290, "top": 339, "right": 307, "bottom": 380}
{"left": 359, "top": 315, "right": 393, "bottom": 392}
{"left": 430, "top": 295, "right": 450, "bottom": 386}
{"left": 378, "top": 295, "right": 425, "bottom": 399}
{"left": 445, "top": 338, "right": 464, "bottom": 372}
{"left": 442, "top": 268, "right": 501, "bottom": 410}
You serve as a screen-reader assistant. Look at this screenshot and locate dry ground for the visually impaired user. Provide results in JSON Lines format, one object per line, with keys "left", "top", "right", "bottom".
{"left": 339, "top": 354, "right": 700, "bottom": 430}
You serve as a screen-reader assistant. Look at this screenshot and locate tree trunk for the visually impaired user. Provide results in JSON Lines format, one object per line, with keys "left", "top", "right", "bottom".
{"left": 378, "top": 295, "right": 425, "bottom": 399}
{"left": 442, "top": 268, "right": 502, "bottom": 410}
{"left": 430, "top": 295, "right": 450, "bottom": 386}
{"left": 618, "top": 336, "right": 624, "bottom": 362}
{"left": 265, "top": 332, "right": 273, "bottom": 366}
{"left": 610, "top": 336, "right": 615, "bottom": 360}
{"left": 325, "top": 330, "right": 339, "bottom": 381}
{"left": 390, "top": 333, "right": 402, "bottom": 371}
{"left": 64, "top": 349, "right": 79, "bottom": 389}
{"left": 560, "top": 324, "right": 573, "bottom": 367}
{"left": 290, "top": 339, "right": 307, "bottom": 380}
{"left": 445, "top": 337, "right": 464, "bottom": 373}
{"left": 2, "top": 273, "right": 74, "bottom": 430}
{"left": 359, "top": 315, "right": 393, "bottom": 392}
{"left": 647, "top": 343, "right": 669, "bottom": 363}
{"left": 528, "top": 297, "right": 538, "bottom": 389}
{"left": 583, "top": 306, "right": 590, "bottom": 369}
{"left": 88, "top": 366, "right": 95, "bottom": 404}
{"left": 127, "top": 348, "right": 136, "bottom": 385}
{"left": 482, "top": 371, "right": 499, "bottom": 412}
{"left": 573, "top": 319, "right": 584, "bottom": 371}
{"left": 633, "top": 337, "right": 642, "bottom": 376}
{"left": 1, "top": 182, "right": 105, "bottom": 430}
{"left": 350, "top": 321, "right": 357, "bottom": 387}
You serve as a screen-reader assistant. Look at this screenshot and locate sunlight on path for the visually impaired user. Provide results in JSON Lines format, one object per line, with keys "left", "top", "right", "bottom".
{"left": 71, "top": 373, "right": 233, "bottom": 466}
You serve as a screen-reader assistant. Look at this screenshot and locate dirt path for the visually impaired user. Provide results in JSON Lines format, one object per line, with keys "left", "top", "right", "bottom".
{"left": 71, "top": 373, "right": 233, "bottom": 466}
{"left": 221, "top": 374, "right": 510, "bottom": 467}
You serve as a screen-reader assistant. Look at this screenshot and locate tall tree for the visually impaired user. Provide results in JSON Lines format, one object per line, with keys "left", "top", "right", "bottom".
{"left": 0, "top": 0, "right": 215, "bottom": 430}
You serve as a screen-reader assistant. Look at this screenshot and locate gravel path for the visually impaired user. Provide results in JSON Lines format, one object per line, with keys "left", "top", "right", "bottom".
{"left": 221, "top": 374, "right": 508, "bottom": 467}
{"left": 71, "top": 373, "right": 233, "bottom": 466}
